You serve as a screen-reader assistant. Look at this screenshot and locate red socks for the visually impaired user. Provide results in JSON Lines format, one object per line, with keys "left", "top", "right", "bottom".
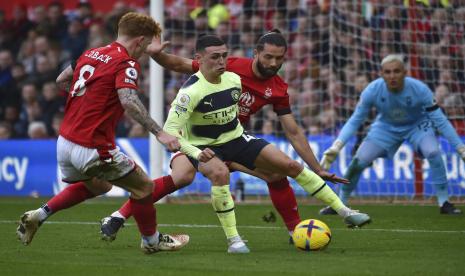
{"left": 129, "top": 195, "right": 157, "bottom": 236}
{"left": 152, "top": 175, "right": 177, "bottom": 202}
{"left": 267, "top": 178, "right": 301, "bottom": 232}
{"left": 46, "top": 182, "right": 95, "bottom": 213}
{"left": 118, "top": 175, "right": 177, "bottom": 219}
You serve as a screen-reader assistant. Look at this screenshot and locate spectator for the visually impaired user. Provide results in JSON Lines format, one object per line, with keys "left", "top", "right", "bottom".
{"left": 87, "top": 23, "right": 111, "bottom": 48}
{"left": 29, "top": 55, "right": 57, "bottom": 87}
{"left": 16, "top": 83, "right": 41, "bottom": 137}
{"left": 0, "top": 49, "right": 13, "bottom": 86}
{"left": 47, "top": 1, "right": 68, "bottom": 41}
{"left": 51, "top": 112, "right": 64, "bottom": 137}
{"left": 39, "top": 81, "right": 65, "bottom": 133}
{"left": 27, "top": 121, "right": 48, "bottom": 139}
{"left": 0, "top": 121, "right": 12, "bottom": 139}
{"left": 61, "top": 19, "right": 88, "bottom": 60}
{"left": 435, "top": 84, "right": 450, "bottom": 106}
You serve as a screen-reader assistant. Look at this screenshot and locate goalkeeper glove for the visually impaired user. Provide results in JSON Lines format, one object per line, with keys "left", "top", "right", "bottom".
{"left": 458, "top": 145, "right": 465, "bottom": 162}
{"left": 320, "top": 140, "right": 344, "bottom": 170}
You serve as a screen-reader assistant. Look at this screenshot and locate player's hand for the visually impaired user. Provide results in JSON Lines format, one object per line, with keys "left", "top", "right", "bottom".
{"left": 145, "top": 36, "right": 170, "bottom": 57}
{"left": 198, "top": 148, "right": 215, "bottom": 163}
{"left": 458, "top": 145, "right": 465, "bottom": 161}
{"left": 316, "top": 170, "right": 350, "bottom": 185}
{"left": 320, "top": 140, "right": 344, "bottom": 170}
{"left": 155, "top": 131, "right": 180, "bottom": 152}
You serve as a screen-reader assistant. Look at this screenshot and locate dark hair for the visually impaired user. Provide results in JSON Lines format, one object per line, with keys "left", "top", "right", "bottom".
{"left": 255, "top": 29, "right": 287, "bottom": 52}
{"left": 195, "top": 35, "right": 225, "bottom": 52}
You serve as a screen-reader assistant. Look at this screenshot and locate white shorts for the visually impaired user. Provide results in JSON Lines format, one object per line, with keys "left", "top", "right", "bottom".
{"left": 57, "top": 136, "right": 135, "bottom": 183}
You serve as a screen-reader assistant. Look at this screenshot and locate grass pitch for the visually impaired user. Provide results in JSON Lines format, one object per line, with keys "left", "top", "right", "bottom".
{"left": 1, "top": 197, "right": 464, "bottom": 275}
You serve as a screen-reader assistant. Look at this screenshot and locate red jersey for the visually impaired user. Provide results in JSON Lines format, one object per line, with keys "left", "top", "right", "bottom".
{"left": 60, "top": 42, "right": 141, "bottom": 151}
{"left": 192, "top": 57, "right": 290, "bottom": 124}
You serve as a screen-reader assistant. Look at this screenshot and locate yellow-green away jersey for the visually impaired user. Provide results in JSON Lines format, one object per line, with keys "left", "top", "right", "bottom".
{"left": 163, "top": 70, "right": 243, "bottom": 159}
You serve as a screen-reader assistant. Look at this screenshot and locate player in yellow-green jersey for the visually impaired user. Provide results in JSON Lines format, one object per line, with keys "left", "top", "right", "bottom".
{"left": 163, "top": 35, "right": 371, "bottom": 254}
{"left": 164, "top": 35, "right": 269, "bottom": 253}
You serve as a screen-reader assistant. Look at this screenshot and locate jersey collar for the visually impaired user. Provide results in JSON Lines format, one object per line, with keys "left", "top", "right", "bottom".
{"left": 111, "top": 41, "right": 130, "bottom": 56}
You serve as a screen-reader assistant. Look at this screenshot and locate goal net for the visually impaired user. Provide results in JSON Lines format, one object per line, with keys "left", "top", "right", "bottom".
{"left": 160, "top": 0, "right": 465, "bottom": 203}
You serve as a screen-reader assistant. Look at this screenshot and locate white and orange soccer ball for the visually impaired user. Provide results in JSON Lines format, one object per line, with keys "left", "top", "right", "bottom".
{"left": 292, "top": 219, "right": 331, "bottom": 251}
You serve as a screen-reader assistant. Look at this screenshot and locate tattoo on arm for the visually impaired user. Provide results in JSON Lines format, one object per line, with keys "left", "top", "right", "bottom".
{"left": 117, "top": 88, "right": 163, "bottom": 136}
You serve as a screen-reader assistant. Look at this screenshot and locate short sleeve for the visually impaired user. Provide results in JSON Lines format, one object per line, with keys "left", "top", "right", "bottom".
{"left": 273, "top": 95, "right": 291, "bottom": 116}
{"left": 115, "top": 59, "right": 140, "bottom": 90}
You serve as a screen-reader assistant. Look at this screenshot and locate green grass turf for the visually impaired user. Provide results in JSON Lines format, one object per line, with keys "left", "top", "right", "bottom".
{"left": 1, "top": 197, "right": 464, "bottom": 275}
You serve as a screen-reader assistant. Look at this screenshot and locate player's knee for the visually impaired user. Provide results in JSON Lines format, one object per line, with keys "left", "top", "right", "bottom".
{"left": 422, "top": 148, "right": 442, "bottom": 160}
{"left": 285, "top": 160, "right": 303, "bottom": 176}
{"left": 131, "top": 180, "right": 154, "bottom": 199}
{"left": 207, "top": 165, "right": 229, "bottom": 184}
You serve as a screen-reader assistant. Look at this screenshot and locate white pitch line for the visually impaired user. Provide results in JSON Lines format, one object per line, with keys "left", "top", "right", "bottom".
{"left": 1, "top": 220, "right": 464, "bottom": 234}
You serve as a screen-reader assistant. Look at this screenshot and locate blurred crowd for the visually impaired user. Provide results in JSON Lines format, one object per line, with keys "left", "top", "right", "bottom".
{"left": 0, "top": 0, "right": 464, "bottom": 140}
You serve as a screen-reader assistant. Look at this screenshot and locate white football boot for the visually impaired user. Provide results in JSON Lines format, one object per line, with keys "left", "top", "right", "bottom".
{"left": 16, "top": 210, "right": 42, "bottom": 245}
{"left": 227, "top": 236, "right": 250, "bottom": 254}
{"left": 141, "top": 233, "right": 190, "bottom": 254}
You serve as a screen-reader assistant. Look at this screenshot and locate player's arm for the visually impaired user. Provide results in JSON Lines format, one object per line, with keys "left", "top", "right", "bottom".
{"left": 320, "top": 90, "right": 372, "bottom": 170}
{"left": 56, "top": 64, "right": 74, "bottom": 91}
{"left": 163, "top": 92, "right": 212, "bottom": 162}
{"left": 117, "top": 88, "right": 180, "bottom": 151}
{"left": 146, "top": 37, "right": 194, "bottom": 74}
{"left": 279, "top": 114, "right": 349, "bottom": 184}
{"left": 280, "top": 114, "right": 321, "bottom": 171}
{"left": 426, "top": 98, "right": 465, "bottom": 160}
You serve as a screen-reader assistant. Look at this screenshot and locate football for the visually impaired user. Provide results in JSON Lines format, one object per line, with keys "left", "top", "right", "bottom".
{"left": 292, "top": 219, "right": 332, "bottom": 251}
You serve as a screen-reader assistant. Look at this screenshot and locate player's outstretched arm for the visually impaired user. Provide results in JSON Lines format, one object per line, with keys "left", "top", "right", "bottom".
{"left": 146, "top": 37, "right": 194, "bottom": 74}
{"left": 279, "top": 114, "right": 323, "bottom": 172}
{"left": 117, "top": 88, "right": 180, "bottom": 151}
{"left": 56, "top": 65, "right": 74, "bottom": 91}
{"left": 279, "top": 114, "right": 349, "bottom": 184}
{"left": 426, "top": 105, "right": 465, "bottom": 156}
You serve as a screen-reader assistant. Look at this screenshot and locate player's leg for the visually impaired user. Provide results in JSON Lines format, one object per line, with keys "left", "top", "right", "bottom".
{"left": 232, "top": 134, "right": 370, "bottom": 228}
{"left": 101, "top": 154, "right": 196, "bottom": 241}
{"left": 320, "top": 140, "right": 387, "bottom": 214}
{"left": 198, "top": 157, "right": 249, "bottom": 253}
{"left": 341, "top": 140, "right": 388, "bottom": 204}
{"left": 229, "top": 162, "right": 301, "bottom": 236}
{"left": 111, "top": 165, "right": 189, "bottom": 253}
{"left": 46, "top": 179, "right": 112, "bottom": 220}
{"left": 255, "top": 144, "right": 348, "bottom": 216}
{"left": 416, "top": 133, "right": 462, "bottom": 214}
{"left": 16, "top": 136, "right": 112, "bottom": 245}
{"left": 16, "top": 179, "right": 111, "bottom": 246}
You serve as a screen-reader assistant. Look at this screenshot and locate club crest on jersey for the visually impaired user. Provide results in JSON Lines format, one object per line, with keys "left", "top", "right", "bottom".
{"left": 264, "top": 87, "right": 272, "bottom": 99}
{"left": 239, "top": 91, "right": 255, "bottom": 107}
{"left": 406, "top": 96, "right": 412, "bottom": 106}
{"left": 125, "top": 67, "right": 138, "bottom": 80}
{"left": 231, "top": 89, "right": 240, "bottom": 102}
{"left": 177, "top": 93, "right": 190, "bottom": 107}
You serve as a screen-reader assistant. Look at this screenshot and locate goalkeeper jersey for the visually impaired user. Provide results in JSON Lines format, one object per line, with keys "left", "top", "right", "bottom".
{"left": 164, "top": 70, "right": 244, "bottom": 159}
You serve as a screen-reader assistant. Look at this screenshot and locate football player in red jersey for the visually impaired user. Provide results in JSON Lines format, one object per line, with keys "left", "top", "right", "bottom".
{"left": 100, "top": 31, "right": 370, "bottom": 243}
{"left": 16, "top": 12, "right": 189, "bottom": 254}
